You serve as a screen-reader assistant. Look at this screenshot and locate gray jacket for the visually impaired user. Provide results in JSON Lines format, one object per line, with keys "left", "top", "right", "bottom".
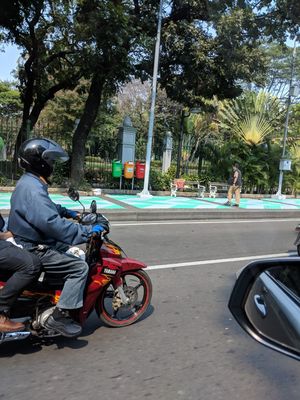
{"left": 8, "top": 173, "right": 92, "bottom": 248}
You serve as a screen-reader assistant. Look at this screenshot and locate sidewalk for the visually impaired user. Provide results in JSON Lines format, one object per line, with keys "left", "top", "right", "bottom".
{"left": 1, "top": 191, "right": 300, "bottom": 221}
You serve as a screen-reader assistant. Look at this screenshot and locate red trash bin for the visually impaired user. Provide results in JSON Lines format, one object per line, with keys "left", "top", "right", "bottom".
{"left": 135, "top": 161, "right": 145, "bottom": 179}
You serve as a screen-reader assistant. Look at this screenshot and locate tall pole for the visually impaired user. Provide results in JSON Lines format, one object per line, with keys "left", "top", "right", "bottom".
{"left": 276, "top": 41, "right": 297, "bottom": 198}
{"left": 176, "top": 110, "right": 185, "bottom": 178}
{"left": 138, "top": 0, "right": 163, "bottom": 198}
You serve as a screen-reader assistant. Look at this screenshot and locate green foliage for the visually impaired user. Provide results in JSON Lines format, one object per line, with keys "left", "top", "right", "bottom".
{"left": 0, "top": 173, "right": 8, "bottom": 186}
{"left": 51, "top": 159, "right": 71, "bottom": 187}
{"left": 1, "top": 1, "right": 300, "bottom": 194}
{"left": 163, "top": 165, "right": 177, "bottom": 182}
{"left": 262, "top": 43, "right": 300, "bottom": 97}
{"left": 116, "top": 82, "right": 181, "bottom": 161}
{"left": 209, "top": 137, "right": 282, "bottom": 193}
{"left": 218, "top": 91, "right": 284, "bottom": 145}
{"left": 149, "top": 169, "right": 168, "bottom": 191}
{"left": 160, "top": 7, "right": 267, "bottom": 107}
{"left": 0, "top": 81, "right": 22, "bottom": 117}
{"left": 76, "top": 179, "right": 92, "bottom": 192}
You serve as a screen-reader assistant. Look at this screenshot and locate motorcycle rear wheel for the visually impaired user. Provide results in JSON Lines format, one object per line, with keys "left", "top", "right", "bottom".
{"left": 96, "top": 270, "right": 152, "bottom": 327}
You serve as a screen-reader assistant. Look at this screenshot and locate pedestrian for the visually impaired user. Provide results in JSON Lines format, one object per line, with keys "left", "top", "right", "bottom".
{"left": 225, "top": 163, "right": 242, "bottom": 207}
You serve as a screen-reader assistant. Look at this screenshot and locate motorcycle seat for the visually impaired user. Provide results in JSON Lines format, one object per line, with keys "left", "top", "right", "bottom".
{"left": 0, "top": 270, "right": 64, "bottom": 290}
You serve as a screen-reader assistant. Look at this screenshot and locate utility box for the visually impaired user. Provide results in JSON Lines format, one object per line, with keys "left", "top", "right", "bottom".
{"left": 279, "top": 158, "right": 292, "bottom": 171}
{"left": 117, "top": 116, "right": 136, "bottom": 164}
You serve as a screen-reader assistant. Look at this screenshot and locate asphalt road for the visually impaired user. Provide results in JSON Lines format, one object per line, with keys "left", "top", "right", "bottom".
{"left": 1, "top": 218, "right": 300, "bottom": 400}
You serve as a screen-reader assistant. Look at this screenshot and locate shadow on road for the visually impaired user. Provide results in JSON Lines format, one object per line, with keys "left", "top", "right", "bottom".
{"left": 80, "top": 305, "right": 155, "bottom": 337}
{"left": 0, "top": 304, "right": 155, "bottom": 357}
{"left": 0, "top": 335, "right": 88, "bottom": 357}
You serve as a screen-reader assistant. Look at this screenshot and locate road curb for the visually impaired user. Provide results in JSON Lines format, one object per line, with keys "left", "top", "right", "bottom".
{"left": 91, "top": 209, "right": 300, "bottom": 222}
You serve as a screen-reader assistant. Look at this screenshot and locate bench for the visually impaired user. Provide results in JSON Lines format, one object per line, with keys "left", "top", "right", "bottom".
{"left": 170, "top": 179, "right": 205, "bottom": 198}
{"left": 209, "top": 182, "right": 229, "bottom": 198}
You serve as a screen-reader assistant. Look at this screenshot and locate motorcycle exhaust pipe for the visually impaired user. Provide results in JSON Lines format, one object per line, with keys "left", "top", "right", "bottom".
{"left": 0, "top": 330, "right": 31, "bottom": 344}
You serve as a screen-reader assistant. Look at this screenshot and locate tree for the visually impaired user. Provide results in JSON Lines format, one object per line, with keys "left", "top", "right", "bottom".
{"left": 0, "top": 81, "right": 22, "bottom": 117}
{"left": 116, "top": 80, "right": 182, "bottom": 161}
{"left": 0, "top": 0, "right": 83, "bottom": 160}
{"left": 187, "top": 105, "right": 221, "bottom": 175}
{"left": 69, "top": 0, "right": 273, "bottom": 185}
{"left": 69, "top": 0, "right": 138, "bottom": 185}
{"left": 2, "top": 0, "right": 300, "bottom": 186}
{"left": 258, "top": 43, "right": 300, "bottom": 99}
{"left": 218, "top": 91, "right": 285, "bottom": 145}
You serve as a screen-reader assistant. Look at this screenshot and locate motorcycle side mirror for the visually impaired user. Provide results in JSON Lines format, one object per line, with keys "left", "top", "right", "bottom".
{"left": 68, "top": 187, "right": 80, "bottom": 202}
{"left": 90, "top": 200, "right": 97, "bottom": 214}
{"left": 68, "top": 187, "right": 85, "bottom": 212}
{"left": 228, "top": 258, "right": 300, "bottom": 361}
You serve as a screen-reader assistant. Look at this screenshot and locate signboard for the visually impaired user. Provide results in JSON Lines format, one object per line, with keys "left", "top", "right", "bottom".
{"left": 279, "top": 159, "right": 292, "bottom": 171}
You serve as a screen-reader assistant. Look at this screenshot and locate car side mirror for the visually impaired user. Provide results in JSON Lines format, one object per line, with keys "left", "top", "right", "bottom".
{"left": 228, "top": 258, "right": 300, "bottom": 361}
{"left": 68, "top": 187, "right": 80, "bottom": 202}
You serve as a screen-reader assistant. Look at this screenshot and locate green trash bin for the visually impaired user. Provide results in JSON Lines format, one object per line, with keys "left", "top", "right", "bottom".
{"left": 112, "top": 160, "right": 122, "bottom": 178}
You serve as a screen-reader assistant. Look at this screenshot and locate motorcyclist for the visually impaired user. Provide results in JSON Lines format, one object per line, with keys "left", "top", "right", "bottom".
{"left": 0, "top": 214, "right": 42, "bottom": 332}
{"left": 8, "top": 137, "right": 106, "bottom": 338}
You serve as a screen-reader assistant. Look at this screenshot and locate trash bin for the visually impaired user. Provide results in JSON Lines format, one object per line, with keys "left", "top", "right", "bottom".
{"left": 112, "top": 160, "right": 122, "bottom": 178}
{"left": 174, "top": 179, "right": 185, "bottom": 189}
{"left": 135, "top": 161, "right": 145, "bottom": 179}
{"left": 124, "top": 161, "right": 134, "bottom": 179}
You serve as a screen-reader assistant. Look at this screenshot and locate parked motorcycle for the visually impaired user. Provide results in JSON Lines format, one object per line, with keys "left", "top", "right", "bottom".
{"left": 0, "top": 189, "right": 152, "bottom": 344}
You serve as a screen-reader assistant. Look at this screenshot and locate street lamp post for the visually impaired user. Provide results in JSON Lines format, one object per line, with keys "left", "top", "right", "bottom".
{"left": 138, "top": 0, "right": 163, "bottom": 199}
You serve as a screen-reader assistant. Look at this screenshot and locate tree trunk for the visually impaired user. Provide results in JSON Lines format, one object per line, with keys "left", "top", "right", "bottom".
{"left": 13, "top": 74, "right": 80, "bottom": 170}
{"left": 197, "top": 143, "right": 204, "bottom": 176}
{"left": 70, "top": 73, "right": 104, "bottom": 187}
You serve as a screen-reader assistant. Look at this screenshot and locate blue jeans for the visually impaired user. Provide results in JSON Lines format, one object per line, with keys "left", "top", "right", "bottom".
{"left": 31, "top": 247, "right": 89, "bottom": 309}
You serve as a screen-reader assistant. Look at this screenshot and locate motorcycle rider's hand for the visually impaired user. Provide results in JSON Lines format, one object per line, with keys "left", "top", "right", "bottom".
{"left": 91, "top": 225, "right": 105, "bottom": 236}
{"left": 0, "top": 231, "right": 13, "bottom": 240}
{"left": 66, "top": 209, "right": 80, "bottom": 220}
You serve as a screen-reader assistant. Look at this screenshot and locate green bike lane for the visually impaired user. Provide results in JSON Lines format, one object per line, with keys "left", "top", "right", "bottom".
{"left": 1, "top": 191, "right": 300, "bottom": 221}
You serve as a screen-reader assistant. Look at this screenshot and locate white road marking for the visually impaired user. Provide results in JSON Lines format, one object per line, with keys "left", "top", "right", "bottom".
{"left": 147, "top": 252, "right": 297, "bottom": 270}
{"left": 111, "top": 218, "right": 300, "bottom": 227}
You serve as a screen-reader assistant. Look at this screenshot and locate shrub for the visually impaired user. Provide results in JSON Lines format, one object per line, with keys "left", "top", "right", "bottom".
{"left": 51, "top": 159, "right": 71, "bottom": 187}
{"left": 0, "top": 174, "right": 8, "bottom": 186}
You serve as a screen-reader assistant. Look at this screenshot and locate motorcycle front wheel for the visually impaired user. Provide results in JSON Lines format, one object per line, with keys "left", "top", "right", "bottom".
{"left": 95, "top": 270, "right": 152, "bottom": 327}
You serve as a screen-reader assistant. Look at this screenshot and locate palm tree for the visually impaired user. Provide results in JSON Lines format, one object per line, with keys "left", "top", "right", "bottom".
{"left": 285, "top": 144, "right": 300, "bottom": 196}
{"left": 218, "top": 91, "right": 284, "bottom": 145}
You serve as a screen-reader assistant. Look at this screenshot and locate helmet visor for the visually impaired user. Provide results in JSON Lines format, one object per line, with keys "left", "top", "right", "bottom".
{"left": 42, "top": 149, "right": 69, "bottom": 166}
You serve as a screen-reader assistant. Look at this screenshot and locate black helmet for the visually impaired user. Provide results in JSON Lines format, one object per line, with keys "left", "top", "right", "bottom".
{"left": 18, "top": 138, "right": 69, "bottom": 178}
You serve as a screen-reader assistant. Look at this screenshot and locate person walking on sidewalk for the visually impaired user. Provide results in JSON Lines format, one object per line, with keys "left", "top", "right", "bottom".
{"left": 225, "top": 163, "right": 242, "bottom": 207}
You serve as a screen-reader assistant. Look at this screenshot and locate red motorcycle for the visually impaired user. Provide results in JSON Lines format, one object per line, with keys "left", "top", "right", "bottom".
{"left": 0, "top": 191, "right": 152, "bottom": 344}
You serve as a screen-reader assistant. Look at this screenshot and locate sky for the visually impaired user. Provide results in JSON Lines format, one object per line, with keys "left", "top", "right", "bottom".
{"left": 0, "top": 38, "right": 296, "bottom": 82}
{"left": 0, "top": 43, "right": 20, "bottom": 81}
